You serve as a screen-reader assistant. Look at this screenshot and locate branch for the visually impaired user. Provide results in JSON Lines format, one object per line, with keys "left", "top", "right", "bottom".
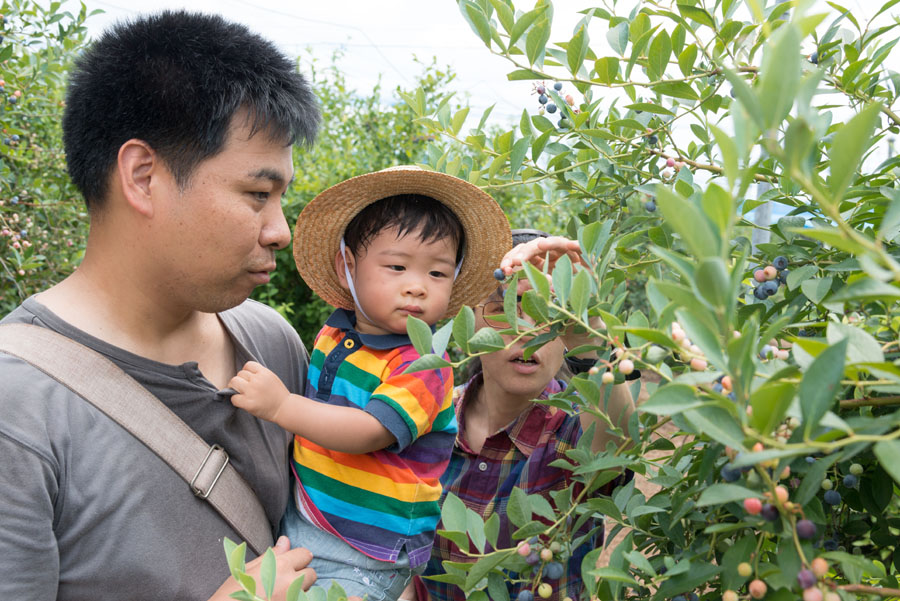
{"left": 838, "top": 585, "right": 900, "bottom": 597}
{"left": 840, "top": 395, "right": 900, "bottom": 409}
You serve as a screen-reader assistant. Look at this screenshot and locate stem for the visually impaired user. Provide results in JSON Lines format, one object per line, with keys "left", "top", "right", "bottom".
{"left": 839, "top": 396, "right": 900, "bottom": 409}
{"left": 838, "top": 585, "right": 900, "bottom": 597}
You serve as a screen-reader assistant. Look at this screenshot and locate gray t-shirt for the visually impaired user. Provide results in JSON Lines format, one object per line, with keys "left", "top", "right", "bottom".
{"left": 0, "top": 296, "right": 306, "bottom": 601}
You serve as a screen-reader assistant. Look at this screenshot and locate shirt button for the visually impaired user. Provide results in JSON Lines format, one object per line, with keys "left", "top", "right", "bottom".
{"left": 478, "top": 461, "right": 488, "bottom": 472}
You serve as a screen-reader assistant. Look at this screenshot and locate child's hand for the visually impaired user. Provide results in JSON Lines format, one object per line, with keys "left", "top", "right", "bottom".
{"left": 228, "top": 361, "right": 292, "bottom": 424}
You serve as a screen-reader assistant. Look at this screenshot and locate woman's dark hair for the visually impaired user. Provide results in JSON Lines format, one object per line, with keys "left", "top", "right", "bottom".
{"left": 62, "top": 10, "right": 321, "bottom": 210}
{"left": 343, "top": 194, "right": 465, "bottom": 263}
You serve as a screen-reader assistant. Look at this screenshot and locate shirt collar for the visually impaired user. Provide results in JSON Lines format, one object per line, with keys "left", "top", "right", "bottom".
{"left": 324, "top": 308, "right": 420, "bottom": 350}
{"left": 455, "top": 372, "right": 567, "bottom": 457}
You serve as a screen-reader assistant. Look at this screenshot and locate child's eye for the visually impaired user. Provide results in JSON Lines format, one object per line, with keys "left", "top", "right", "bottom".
{"left": 387, "top": 265, "right": 405, "bottom": 272}
{"left": 430, "top": 270, "right": 449, "bottom": 278}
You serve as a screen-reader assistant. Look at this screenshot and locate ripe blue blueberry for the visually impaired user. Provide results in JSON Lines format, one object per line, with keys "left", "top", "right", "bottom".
{"left": 517, "top": 590, "right": 534, "bottom": 601}
{"left": 823, "top": 490, "right": 841, "bottom": 506}
{"left": 753, "top": 286, "right": 767, "bottom": 300}
{"left": 823, "top": 538, "right": 838, "bottom": 551}
{"left": 797, "top": 569, "right": 817, "bottom": 589}
{"left": 538, "top": 94, "right": 548, "bottom": 105}
{"left": 19, "top": 230, "right": 26, "bottom": 237}
{"left": 8, "top": 95, "right": 17, "bottom": 104}
{"left": 721, "top": 464, "right": 741, "bottom": 482}
{"left": 553, "top": 82, "right": 563, "bottom": 91}
{"left": 545, "top": 561, "right": 564, "bottom": 580}
{"left": 761, "top": 503, "right": 779, "bottom": 522}
{"left": 759, "top": 345, "right": 774, "bottom": 359}
{"left": 809, "top": 51, "right": 819, "bottom": 65}
{"left": 842, "top": 474, "right": 858, "bottom": 488}
{"left": 673, "top": 595, "right": 687, "bottom": 601}
{"left": 644, "top": 200, "right": 657, "bottom": 212}
{"left": 546, "top": 103, "right": 557, "bottom": 114}
{"left": 806, "top": 456, "right": 816, "bottom": 464}
{"left": 2, "top": 138, "right": 9, "bottom": 145}
{"left": 494, "top": 268, "right": 505, "bottom": 281}
{"left": 688, "top": 593, "right": 699, "bottom": 601}
{"left": 773, "top": 256, "right": 788, "bottom": 270}
{"left": 536, "top": 85, "right": 546, "bottom": 95}
{"left": 11, "top": 134, "right": 19, "bottom": 142}
{"left": 796, "top": 519, "right": 816, "bottom": 540}
{"left": 648, "top": 134, "right": 659, "bottom": 145}
{"left": 762, "top": 281, "right": 778, "bottom": 297}
{"left": 11, "top": 196, "right": 19, "bottom": 204}
{"left": 777, "top": 269, "right": 789, "bottom": 285}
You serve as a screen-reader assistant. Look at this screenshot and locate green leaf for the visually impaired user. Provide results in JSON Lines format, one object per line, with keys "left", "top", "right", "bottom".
{"left": 684, "top": 405, "right": 746, "bottom": 448}
{"left": 656, "top": 187, "right": 719, "bottom": 259}
{"left": 509, "top": 4, "right": 547, "bottom": 47}
{"left": 523, "top": 261, "right": 551, "bottom": 298}
{"left": 801, "top": 277, "right": 833, "bottom": 304}
{"left": 442, "top": 492, "right": 468, "bottom": 533}
{"left": 750, "top": 381, "right": 795, "bottom": 436}
{"left": 261, "top": 548, "right": 276, "bottom": 600}
{"left": 286, "top": 574, "right": 307, "bottom": 601}
{"left": 759, "top": 24, "right": 800, "bottom": 129}
{"left": 466, "top": 552, "right": 514, "bottom": 591}
{"left": 626, "top": 102, "right": 674, "bottom": 116}
{"left": 640, "top": 383, "right": 705, "bottom": 415}
{"left": 653, "top": 80, "right": 699, "bottom": 100}
{"left": 509, "top": 136, "right": 531, "bottom": 178}
{"left": 461, "top": 1, "right": 493, "bottom": 47}
{"left": 709, "top": 124, "right": 739, "bottom": 187}
{"left": 647, "top": 30, "right": 672, "bottom": 81}
{"left": 567, "top": 23, "right": 589, "bottom": 74}
{"left": 796, "top": 454, "right": 840, "bottom": 506}
{"left": 677, "top": 3, "right": 715, "bottom": 28}
{"left": 453, "top": 306, "right": 476, "bottom": 354}
{"left": 606, "top": 21, "right": 629, "bottom": 56}
{"left": 466, "top": 508, "right": 487, "bottom": 554}
{"left": 484, "top": 512, "right": 500, "bottom": 549}
{"left": 594, "top": 57, "right": 620, "bottom": 84}
{"left": 569, "top": 269, "right": 591, "bottom": 318}
{"left": 786, "top": 264, "right": 817, "bottom": 290}
{"left": 507, "top": 487, "right": 530, "bottom": 527}
{"left": 432, "top": 320, "right": 454, "bottom": 358}
{"left": 695, "top": 257, "right": 731, "bottom": 310}
{"left": 799, "top": 338, "right": 848, "bottom": 435}
{"left": 697, "top": 484, "right": 764, "bottom": 507}
{"left": 829, "top": 278, "right": 900, "bottom": 302}
{"left": 873, "top": 441, "right": 900, "bottom": 486}
{"left": 406, "top": 315, "right": 433, "bottom": 356}
{"left": 551, "top": 254, "right": 573, "bottom": 306}
{"left": 468, "top": 327, "right": 506, "bottom": 353}
{"left": 403, "top": 354, "right": 452, "bottom": 375}
{"left": 678, "top": 44, "right": 698, "bottom": 77}
{"left": 829, "top": 102, "right": 883, "bottom": 203}
{"left": 722, "top": 69, "right": 764, "bottom": 130}
{"left": 827, "top": 322, "right": 884, "bottom": 364}
{"left": 526, "top": 17, "right": 551, "bottom": 66}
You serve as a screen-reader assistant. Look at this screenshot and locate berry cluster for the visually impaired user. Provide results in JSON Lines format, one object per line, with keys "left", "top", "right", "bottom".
{"left": 534, "top": 81, "right": 578, "bottom": 130}
{"left": 751, "top": 256, "right": 789, "bottom": 301}
{"left": 514, "top": 538, "right": 571, "bottom": 601}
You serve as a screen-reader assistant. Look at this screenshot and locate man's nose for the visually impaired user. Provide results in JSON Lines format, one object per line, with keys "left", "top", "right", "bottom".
{"left": 261, "top": 202, "right": 291, "bottom": 250}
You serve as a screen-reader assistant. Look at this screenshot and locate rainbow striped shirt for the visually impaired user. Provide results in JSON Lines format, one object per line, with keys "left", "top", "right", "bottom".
{"left": 291, "top": 309, "right": 456, "bottom": 567}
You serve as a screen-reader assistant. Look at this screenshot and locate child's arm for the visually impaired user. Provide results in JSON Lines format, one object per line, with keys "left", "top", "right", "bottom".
{"left": 228, "top": 361, "right": 396, "bottom": 454}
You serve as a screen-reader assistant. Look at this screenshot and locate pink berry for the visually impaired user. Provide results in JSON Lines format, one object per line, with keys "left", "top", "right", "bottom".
{"left": 540, "top": 548, "right": 553, "bottom": 562}
{"left": 666, "top": 157, "right": 675, "bottom": 167}
{"left": 811, "top": 557, "right": 828, "bottom": 577}
{"left": 690, "top": 357, "right": 707, "bottom": 371}
{"left": 743, "top": 497, "right": 762, "bottom": 515}
{"left": 618, "top": 359, "right": 634, "bottom": 375}
{"left": 775, "top": 485, "right": 789, "bottom": 504}
{"left": 764, "top": 266, "right": 777, "bottom": 280}
{"left": 517, "top": 542, "right": 531, "bottom": 556}
{"left": 803, "top": 588, "right": 823, "bottom": 601}
{"left": 601, "top": 371, "right": 614, "bottom": 384}
{"left": 754, "top": 270, "right": 767, "bottom": 282}
{"left": 749, "top": 579, "right": 767, "bottom": 599}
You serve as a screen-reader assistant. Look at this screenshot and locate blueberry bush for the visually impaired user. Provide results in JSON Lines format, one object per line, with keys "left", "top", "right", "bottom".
{"left": 0, "top": 0, "right": 95, "bottom": 315}
{"left": 398, "top": 1, "right": 900, "bottom": 601}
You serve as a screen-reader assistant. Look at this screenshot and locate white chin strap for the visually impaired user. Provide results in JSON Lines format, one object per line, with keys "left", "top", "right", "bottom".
{"left": 340, "top": 237, "right": 464, "bottom": 326}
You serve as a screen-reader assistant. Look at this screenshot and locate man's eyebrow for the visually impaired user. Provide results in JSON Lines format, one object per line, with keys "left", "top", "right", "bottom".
{"left": 248, "top": 168, "right": 294, "bottom": 186}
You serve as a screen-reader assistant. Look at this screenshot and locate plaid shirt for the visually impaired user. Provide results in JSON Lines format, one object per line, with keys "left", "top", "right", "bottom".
{"left": 420, "top": 373, "right": 601, "bottom": 601}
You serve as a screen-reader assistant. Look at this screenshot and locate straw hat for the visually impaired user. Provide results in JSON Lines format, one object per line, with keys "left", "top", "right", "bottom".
{"left": 293, "top": 166, "right": 512, "bottom": 318}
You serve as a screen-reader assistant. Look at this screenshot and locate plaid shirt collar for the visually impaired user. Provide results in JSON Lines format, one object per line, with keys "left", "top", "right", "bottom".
{"left": 454, "top": 372, "right": 566, "bottom": 457}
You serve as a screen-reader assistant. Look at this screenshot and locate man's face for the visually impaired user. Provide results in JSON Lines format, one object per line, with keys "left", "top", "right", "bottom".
{"left": 149, "top": 119, "right": 293, "bottom": 314}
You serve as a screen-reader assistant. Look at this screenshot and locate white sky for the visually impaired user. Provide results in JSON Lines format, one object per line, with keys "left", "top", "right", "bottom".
{"left": 81, "top": 0, "right": 893, "bottom": 128}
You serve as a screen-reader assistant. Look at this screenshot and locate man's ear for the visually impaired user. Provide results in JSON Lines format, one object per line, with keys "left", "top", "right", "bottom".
{"left": 335, "top": 248, "right": 355, "bottom": 291}
{"left": 116, "top": 139, "right": 161, "bottom": 218}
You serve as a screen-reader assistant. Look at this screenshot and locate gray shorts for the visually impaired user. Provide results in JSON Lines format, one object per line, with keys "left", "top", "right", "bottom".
{"left": 278, "top": 500, "right": 422, "bottom": 601}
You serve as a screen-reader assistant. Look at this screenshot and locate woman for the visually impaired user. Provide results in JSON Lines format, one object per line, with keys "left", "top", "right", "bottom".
{"left": 408, "top": 230, "right": 636, "bottom": 601}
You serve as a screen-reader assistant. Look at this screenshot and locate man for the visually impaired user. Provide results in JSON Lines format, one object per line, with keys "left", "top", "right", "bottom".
{"left": 0, "top": 11, "right": 321, "bottom": 600}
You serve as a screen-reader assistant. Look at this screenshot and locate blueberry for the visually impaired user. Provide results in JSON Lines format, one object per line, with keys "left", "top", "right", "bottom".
{"left": 19, "top": 230, "right": 26, "bottom": 237}
{"left": 545, "top": 561, "right": 564, "bottom": 580}
{"left": 823, "top": 490, "right": 841, "bottom": 506}
{"left": 536, "top": 85, "right": 546, "bottom": 95}
{"left": 727, "top": 392, "right": 736, "bottom": 401}
{"left": 8, "top": 95, "right": 17, "bottom": 104}
{"left": 761, "top": 503, "right": 779, "bottom": 522}
{"left": 759, "top": 345, "right": 773, "bottom": 359}
{"left": 823, "top": 538, "right": 838, "bottom": 551}
{"left": 753, "top": 286, "right": 768, "bottom": 300}
{"left": 10, "top": 196, "right": 18, "bottom": 204}
{"left": 648, "top": 134, "right": 658, "bottom": 145}
{"left": 806, "top": 456, "right": 816, "bottom": 464}
{"left": 809, "top": 51, "right": 819, "bottom": 65}
{"left": 546, "top": 103, "right": 557, "bottom": 114}
{"left": 517, "top": 591, "right": 534, "bottom": 601}
{"left": 721, "top": 464, "right": 741, "bottom": 482}
{"left": 796, "top": 519, "right": 816, "bottom": 540}
{"left": 526, "top": 551, "right": 540, "bottom": 565}
{"left": 773, "top": 256, "right": 788, "bottom": 270}
{"left": 762, "top": 281, "right": 778, "bottom": 297}
{"left": 713, "top": 382, "right": 723, "bottom": 393}
{"left": 729, "top": 87, "right": 736, "bottom": 98}
{"left": 538, "top": 94, "right": 548, "bottom": 105}
{"left": 10, "top": 134, "right": 19, "bottom": 142}
{"left": 493, "top": 268, "right": 505, "bottom": 281}
{"left": 842, "top": 474, "right": 858, "bottom": 488}
{"left": 797, "top": 568, "right": 817, "bottom": 589}
{"left": 673, "top": 595, "right": 687, "bottom": 601}
{"left": 688, "top": 593, "right": 699, "bottom": 601}
{"left": 2, "top": 138, "right": 8, "bottom": 145}
{"left": 777, "top": 269, "right": 789, "bottom": 285}
{"left": 644, "top": 200, "right": 657, "bottom": 212}
{"left": 553, "top": 82, "right": 563, "bottom": 91}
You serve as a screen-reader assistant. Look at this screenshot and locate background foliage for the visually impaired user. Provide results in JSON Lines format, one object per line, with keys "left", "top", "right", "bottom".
{"left": 397, "top": 1, "right": 900, "bottom": 601}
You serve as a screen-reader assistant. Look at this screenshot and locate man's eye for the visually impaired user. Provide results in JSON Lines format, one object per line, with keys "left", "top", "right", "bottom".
{"left": 252, "top": 192, "right": 270, "bottom": 202}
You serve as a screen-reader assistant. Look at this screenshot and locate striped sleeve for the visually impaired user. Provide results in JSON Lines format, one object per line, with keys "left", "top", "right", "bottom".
{"left": 365, "top": 346, "right": 454, "bottom": 452}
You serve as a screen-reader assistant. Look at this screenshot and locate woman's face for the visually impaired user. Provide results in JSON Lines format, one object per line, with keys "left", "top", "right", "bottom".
{"left": 475, "top": 282, "right": 565, "bottom": 400}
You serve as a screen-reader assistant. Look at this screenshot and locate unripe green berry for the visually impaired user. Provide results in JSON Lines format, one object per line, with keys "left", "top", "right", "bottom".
{"left": 821, "top": 479, "right": 833, "bottom": 491}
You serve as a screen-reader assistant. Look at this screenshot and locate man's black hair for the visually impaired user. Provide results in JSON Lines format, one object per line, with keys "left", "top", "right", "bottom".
{"left": 62, "top": 10, "right": 321, "bottom": 210}
{"left": 343, "top": 194, "right": 465, "bottom": 263}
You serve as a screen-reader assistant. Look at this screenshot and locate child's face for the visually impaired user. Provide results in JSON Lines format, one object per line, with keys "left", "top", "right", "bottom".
{"left": 336, "top": 225, "right": 457, "bottom": 336}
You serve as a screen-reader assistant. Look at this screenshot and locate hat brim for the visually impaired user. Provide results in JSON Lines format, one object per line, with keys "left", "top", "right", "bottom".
{"left": 293, "top": 166, "right": 512, "bottom": 318}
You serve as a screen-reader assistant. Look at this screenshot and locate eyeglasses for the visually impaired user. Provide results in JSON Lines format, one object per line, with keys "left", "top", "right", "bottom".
{"left": 476, "top": 300, "right": 523, "bottom": 330}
